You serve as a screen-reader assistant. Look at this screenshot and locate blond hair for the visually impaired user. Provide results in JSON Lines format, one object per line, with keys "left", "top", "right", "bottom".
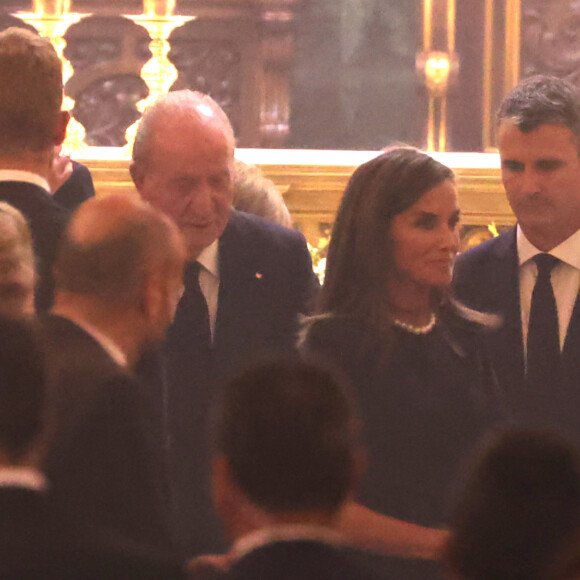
{"left": 233, "top": 160, "right": 292, "bottom": 227}
{"left": 0, "top": 202, "right": 35, "bottom": 318}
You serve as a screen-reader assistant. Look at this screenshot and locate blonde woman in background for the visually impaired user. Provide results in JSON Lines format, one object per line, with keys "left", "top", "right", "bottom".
{"left": 0, "top": 202, "right": 35, "bottom": 318}
{"left": 233, "top": 160, "right": 293, "bottom": 228}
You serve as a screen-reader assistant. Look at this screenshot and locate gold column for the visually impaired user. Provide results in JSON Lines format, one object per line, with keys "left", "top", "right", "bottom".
{"left": 19, "top": 0, "right": 87, "bottom": 153}
{"left": 32, "top": 0, "right": 70, "bottom": 16}
{"left": 482, "top": 0, "right": 521, "bottom": 150}
{"left": 143, "top": 0, "right": 177, "bottom": 18}
{"left": 416, "top": 0, "right": 458, "bottom": 152}
{"left": 504, "top": 0, "right": 521, "bottom": 93}
{"left": 124, "top": 1, "right": 193, "bottom": 152}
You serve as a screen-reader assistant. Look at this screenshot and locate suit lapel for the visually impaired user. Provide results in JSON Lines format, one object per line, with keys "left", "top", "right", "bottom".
{"left": 485, "top": 229, "right": 526, "bottom": 403}
{"left": 562, "top": 288, "right": 580, "bottom": 384}
{"left": 214, "top": 212, "right": 260, "bottom": 357}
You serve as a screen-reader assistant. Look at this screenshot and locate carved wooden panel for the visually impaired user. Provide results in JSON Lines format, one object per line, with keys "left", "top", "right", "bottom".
{"left": 168, "top": 20, "right": 243, "bottom": 140}
{"left": 522, "top": 0, "right": 580, "bottom": 82}
{"left": 0, "top": 12, "right": 39, "bottom": 34}
{"left": 63, "top": 15, "right": 151, "bottom": 147}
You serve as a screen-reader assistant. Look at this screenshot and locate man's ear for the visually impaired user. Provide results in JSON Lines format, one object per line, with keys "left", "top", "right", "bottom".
{"left": 211, "top": 454, "right": 230, "bottom": 513}
{"left": 211, "top": 454, "right": 267, "bottom": 541}
{"left": 347, "top": 446, "right": 368, "bottom": 503}
{"left": 129, "top": 161, "right": 144, "bottom": 191}
{"left": 139, "top": 271, "right": 164, "bottom": 326}
{"left": 53, "top": 110, "right": 70, "bottom": 146}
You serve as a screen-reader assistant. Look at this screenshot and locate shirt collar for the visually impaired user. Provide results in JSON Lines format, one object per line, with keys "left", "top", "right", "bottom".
{"left": 0, "top": 170, "right": 50, "bottom": 193}
{"left": 517, "top": 224, "right": 580, "bottom": 269}
{"left": 0, "top": 466, "right": 48, "bottom": 492}
{"left": 233, "top": 524, "right": 344, "bottom": 560}
{"left": 197, "top": 239, "right": 219, "bottom": 277}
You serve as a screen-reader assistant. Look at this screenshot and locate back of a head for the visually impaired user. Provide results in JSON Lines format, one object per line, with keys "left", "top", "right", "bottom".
{"left": 54, "top": 194, "right": 184, "bottom": 309}
{"left": 320, "top": 146, "right": 454, "bottom": 317}
{"left": 447, "top": 428, "right": 580, "bottom": 580}
{"left": 0, "top": 27, "right": 63, "bottom": 155}
{"left": 216, "top": 358, "right": 358, "bottom": 514}
{"left": 497, "top": 75, "right": 580, "bottom": 137}
{"left": 0, "top": 202, "right": 35, "bottom": 318}
{"left": 0, "top": 315, "right": 44, "bottom": 464}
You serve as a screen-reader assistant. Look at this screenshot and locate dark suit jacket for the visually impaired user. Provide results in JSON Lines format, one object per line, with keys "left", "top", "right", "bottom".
{"left": 0, "top": 181, "right": 69, "bottom": 311}
{"left": 38, "top": 314, "right": 179, "bottom": 560}
{"left": 453, "top": 227, "right": 580, "bottom": 440}
{"left": 225, "top": 539, "right": 437, "bottom": 580}
{"left": 0, "top": 485, "right": 185, "bottom": 579}
{"left": 53, "top": 160, "right": 96, "bottom": 211}
{"left": 162, "top": 210, "right": 317, "bottom": 556}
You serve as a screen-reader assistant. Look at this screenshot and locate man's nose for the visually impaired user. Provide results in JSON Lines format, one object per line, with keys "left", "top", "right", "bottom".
{"left": 185, "top": 185, "right": 213, "bottom": 216}
{"left": 519, "top": 168, "right": 541, "bottom": 194}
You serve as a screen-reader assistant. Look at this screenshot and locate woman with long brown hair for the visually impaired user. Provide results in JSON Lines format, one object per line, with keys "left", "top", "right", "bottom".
{"left": 301, "top": 147, "right": 504, "bottom": 570}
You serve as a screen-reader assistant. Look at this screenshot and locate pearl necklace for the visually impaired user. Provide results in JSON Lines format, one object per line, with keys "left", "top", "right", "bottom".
{"left": 392, "top": 313, "right": 437, "bottom": 335}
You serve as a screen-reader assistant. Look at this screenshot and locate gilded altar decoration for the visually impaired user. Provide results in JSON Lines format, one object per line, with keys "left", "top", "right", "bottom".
{"left": 308, "top": 237, "right": 329, "bottom": 285}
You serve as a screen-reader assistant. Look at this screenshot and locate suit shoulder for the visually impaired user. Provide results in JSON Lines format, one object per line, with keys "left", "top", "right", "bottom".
{"left": 455, "top": 229, "right": 514, "bottom": 274}
{"left": 227, "top": 210, "right": 307, "bottom": 250}
{"left": 457, "top": 234, "right": 499, "bottom": 264}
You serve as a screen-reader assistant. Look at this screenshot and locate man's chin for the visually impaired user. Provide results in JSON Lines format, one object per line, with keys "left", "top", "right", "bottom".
{"left": 183, "top": 223, "right": 229, "bottom": 258}
{"left": 185, "top": 234, "right": 217, "bottom": 260}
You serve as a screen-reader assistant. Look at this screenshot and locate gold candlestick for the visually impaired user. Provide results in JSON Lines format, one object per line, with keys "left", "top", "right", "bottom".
{"left": 32, "top": 0, "right": 71, "bottom": 17}
{"left": 124, "top": 6, "right": 193, "bottom": 153}
{"left": 143, "top": 0, "right": 176, "bottom": 18}
{"left": 417, "top": 0, "right": 458, "bottom": 152}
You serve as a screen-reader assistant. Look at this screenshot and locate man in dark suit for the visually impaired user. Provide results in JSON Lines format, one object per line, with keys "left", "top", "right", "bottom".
{"left": 39, "top": 194, "right": 187, "bottom": 560}
{"left": 205, "top": 358, "right": 432, "bottom": 580}
{"left": 130, "top": 90, "right": 316, "bottom": 555}
{"left": 50, "top": 149, "right": 96, "bottom": 211}
{"left": 0, "top": 315, "right": 186, "bottom": 579}
{"left": 453, "top": 75, "right": 580, "bottom": 441}
{"left": 0, "top": 27, "right": 71, "bottom": 311}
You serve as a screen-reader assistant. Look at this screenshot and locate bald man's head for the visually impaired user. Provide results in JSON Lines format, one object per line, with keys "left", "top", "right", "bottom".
{"left": 54, "top": 194, "right": 186, "bottom": 309}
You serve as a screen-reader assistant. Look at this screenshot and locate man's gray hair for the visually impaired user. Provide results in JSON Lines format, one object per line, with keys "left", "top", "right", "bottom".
{"left": 132, "top": 90, "right": 236, "bottom": 166}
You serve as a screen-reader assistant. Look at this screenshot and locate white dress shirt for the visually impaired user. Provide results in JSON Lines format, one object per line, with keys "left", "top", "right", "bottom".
{"left": 196, "top": 239, "right": 220, "bottom": 340}
{"left": 517, "top": 225, "right": 580, "bottom": 352}
{"left": 233, "top": 524, "right": 345, "bottom": 560}
{"left": 0, "top": 466, "right": 47, "bottom": 491}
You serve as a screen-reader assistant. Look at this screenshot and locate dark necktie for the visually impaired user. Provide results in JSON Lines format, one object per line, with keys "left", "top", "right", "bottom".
{"left": 525, "top": 253, "right": 561, "bottom": 393}
{"left": 167, "top": 261, "right": 212, "bottom": 352}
